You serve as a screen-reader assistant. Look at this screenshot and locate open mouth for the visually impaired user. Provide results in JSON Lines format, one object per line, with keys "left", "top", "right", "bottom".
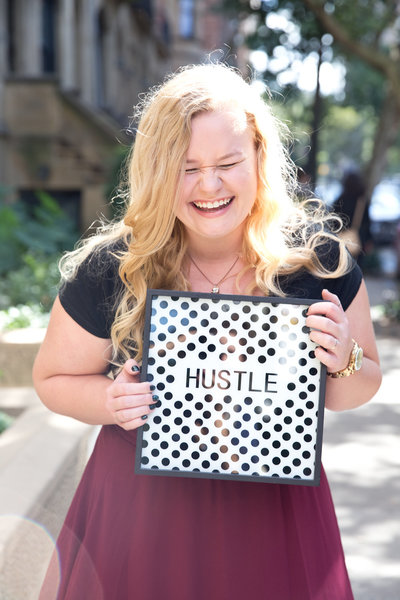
{"left": 192, "top": 197, "right": 233, "bottom": 213}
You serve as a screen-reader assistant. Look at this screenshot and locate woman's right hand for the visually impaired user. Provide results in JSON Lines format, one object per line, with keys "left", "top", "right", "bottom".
{"left": 105, "top": 359, "right": 159, "bottom": 430}
{"left": 33, "top": 298, "right": 162, "bottom": 427}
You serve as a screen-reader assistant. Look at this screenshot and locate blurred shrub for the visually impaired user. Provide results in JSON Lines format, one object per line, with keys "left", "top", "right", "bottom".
{"left": 0, "top": 304, "right": 50, "bottom": 331}
{"left": 384, "top": 299, "right": 400, "bottom": 322}
{"left": 105, "top": 144, "right": 130, "bottom": 220}
{"left": 0, "top": 411, "right": 14, "bottom": 435}
{"left": 0, "top": 187, "right": 78, "bottom": 315}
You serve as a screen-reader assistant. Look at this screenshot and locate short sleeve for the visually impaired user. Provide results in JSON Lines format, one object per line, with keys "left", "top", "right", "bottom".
{"left": 59, "top": 245, "right": 123, "bottom": 338}
{"left": 323, "top": 261, "right": 362, "bottom": 310}
{"left": 278, "top": 239, "right": 363, "bottom": 311}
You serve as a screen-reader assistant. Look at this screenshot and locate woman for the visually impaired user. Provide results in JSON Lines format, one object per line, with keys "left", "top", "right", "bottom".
{"left": 332, "top": 169, "right": 373, "bottom": 264}
{"left": 33, "top": 64, "right": 381, "bottom": 600}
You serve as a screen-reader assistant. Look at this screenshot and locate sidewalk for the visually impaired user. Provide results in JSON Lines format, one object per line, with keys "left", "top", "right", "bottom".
{"left": 0, "top": 275, "right": 399, "bottom": 599}
{"left": 323, "top": 275, "right": 400, "bottom": 598}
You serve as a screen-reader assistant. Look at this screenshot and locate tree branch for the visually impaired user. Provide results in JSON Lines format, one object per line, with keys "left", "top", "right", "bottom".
{"left": 300, "top": 0, "right": 400, "bottom": 109}
{"left": 300, "top": 0, "right": 395, "bottom": 76}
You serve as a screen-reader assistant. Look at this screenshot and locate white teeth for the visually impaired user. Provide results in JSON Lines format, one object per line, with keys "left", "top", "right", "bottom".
{"left": 194, "top": 197, "right": 232, "bottom": 209}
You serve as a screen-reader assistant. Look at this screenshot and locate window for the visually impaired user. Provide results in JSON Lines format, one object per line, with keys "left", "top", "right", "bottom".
{"left": 42, "top": 0, "right": 57, "bottom": 73}
{"left": 6, "top": 0, "right": 16, "bottom": 72}
{"left": 95, "top": 8, "right": 106, "bottom": 108}
{"left": 179, "top": 0, "right": 194, "bottom": 38}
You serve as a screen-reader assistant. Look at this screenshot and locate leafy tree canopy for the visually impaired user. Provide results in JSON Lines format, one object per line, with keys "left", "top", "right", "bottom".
{"left": 222, "top": 0, "right": 400, "bottom": 189}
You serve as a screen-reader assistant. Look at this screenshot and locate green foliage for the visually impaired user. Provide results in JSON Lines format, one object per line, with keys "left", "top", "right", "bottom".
{"left": 105, "top": 144, "right": 131, "bottom": 220}
{"left": 0, "top": 187, "right": 79, "bottom": 316}
{"left": 0, "top": 304, "right": 50, "bottom": 331}
{"left": 342, "top": 58, "right": 385, "bottom": 112}
{"left": 318, "top": 0, "right": 397, "bottom": 52}
{"left": 0, "top": 411, "right": 14, "bottom": 435}
{"left": 0, "top": 254, "right": 60, "bottom": 312}
{"left": 220, "top": 0, "right": 400, "bottom": 179}
{"left": 221, "top": 0, "right": 326, "bottom": 90}
{"left": 384, "top": 299, "right": 400, "bottom": 323}
{"left": 318, "top": 104, "right": 376, "bottom": 177}
{"left": 270, "top": 92, "right": 316, "bottom": 167}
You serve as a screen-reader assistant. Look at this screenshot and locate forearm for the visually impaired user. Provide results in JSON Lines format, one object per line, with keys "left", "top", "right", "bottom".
{"left": 35, "top": 373, "right": 115, "bottom": 425}
{"left": 33, "top": 299, "right": 155, "bottom": 431}
{"left": 324, "top": 356, "right": 382, "bottom": 411}
{"left": 307, "top": 284, "right": 382, "bottom": 412}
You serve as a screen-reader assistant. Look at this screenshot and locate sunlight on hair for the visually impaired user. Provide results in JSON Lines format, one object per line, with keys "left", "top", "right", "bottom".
{"left": 58, "top": 62, "right": 350, "bottom": 369}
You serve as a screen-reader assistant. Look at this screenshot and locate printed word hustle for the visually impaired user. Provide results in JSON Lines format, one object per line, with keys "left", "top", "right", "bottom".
{"left": 185, "top": 368, "right": 278, "bottom": 393}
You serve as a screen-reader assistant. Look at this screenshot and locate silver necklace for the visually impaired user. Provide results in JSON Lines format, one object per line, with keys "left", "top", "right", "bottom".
{"left": 188, "top": 254, "right": 240, "bottom": 294}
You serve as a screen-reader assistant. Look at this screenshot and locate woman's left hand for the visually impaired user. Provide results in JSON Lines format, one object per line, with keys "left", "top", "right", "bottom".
{"left": 306, "top": 288, "right": 353, "bottom": 374}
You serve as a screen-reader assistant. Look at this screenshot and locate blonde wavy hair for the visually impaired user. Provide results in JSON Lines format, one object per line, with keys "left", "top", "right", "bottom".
{"left": 59, "top": 63, "right": 349, "bottom": 367}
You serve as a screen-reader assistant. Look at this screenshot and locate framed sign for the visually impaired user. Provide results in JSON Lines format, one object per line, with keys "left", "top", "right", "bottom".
{"left": 135, "top": 290, "right": 326, "bottom": 486}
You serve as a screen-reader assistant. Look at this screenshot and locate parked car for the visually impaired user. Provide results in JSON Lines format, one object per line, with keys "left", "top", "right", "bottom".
{"left": 316, "top": 178, "right": 400, "bottom": 245}
{"left": 314, "top": 180, "right": 341, "bottom": 207}
{"left": 369, "top": 181, "right": 400, "bottom": 246}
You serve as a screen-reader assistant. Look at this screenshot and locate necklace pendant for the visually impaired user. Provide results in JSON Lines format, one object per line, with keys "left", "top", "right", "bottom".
{"left": 211, "top": 286, "right": 220, "bottom": 294}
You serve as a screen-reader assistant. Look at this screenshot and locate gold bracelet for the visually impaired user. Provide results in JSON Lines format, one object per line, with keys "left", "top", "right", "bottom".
{"left": 327, "top": 339, "right": 363, "bottom": 378}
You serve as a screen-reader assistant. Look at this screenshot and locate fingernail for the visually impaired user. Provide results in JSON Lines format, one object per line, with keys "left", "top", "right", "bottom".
{"left": 150, "top": 403, "right": 158, "bottom": 410}
{"left": 150, "top": 384, "right": 156, "bottom": 391}
{"left": 131, "top": 365, "right": 140, "bottom": 373}
{"left": 141, "top": 414, "right": 148, "bottom": 420}
{"left": 152, "top": 395, "right": 159, "bottom": 401}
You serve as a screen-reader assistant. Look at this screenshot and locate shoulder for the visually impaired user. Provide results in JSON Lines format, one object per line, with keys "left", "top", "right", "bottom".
{"left": 59, "top": 238, "right": 126, "bottom": 338}
{"left": 279, "top": 236, "right": 363, "bottom": 311}
{"left": 76, "top": 238, "right": 125, "bottom": 279}
{"left": 287, "top": 211, "right": 348, "bottom": 273}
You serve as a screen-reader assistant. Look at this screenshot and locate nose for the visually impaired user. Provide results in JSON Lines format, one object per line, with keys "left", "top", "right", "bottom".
{"left": 198, "top": 166, "right": 222, "bottom": 193}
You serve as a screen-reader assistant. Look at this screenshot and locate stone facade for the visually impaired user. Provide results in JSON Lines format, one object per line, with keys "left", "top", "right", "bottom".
{"left": 0, "top": 0, "right": 243, "bottom": 231}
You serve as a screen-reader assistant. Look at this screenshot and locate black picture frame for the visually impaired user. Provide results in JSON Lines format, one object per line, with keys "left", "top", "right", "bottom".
{"left": 135, "top": 289, "right": 326, "bottom": 486}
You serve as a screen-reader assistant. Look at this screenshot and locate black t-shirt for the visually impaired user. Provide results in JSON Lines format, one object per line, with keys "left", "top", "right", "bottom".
{"left": 59, "top": 241, "right": 363, "bottom": 339}
{"left": 59, "top": 245, "right": 124, "bottom": 338}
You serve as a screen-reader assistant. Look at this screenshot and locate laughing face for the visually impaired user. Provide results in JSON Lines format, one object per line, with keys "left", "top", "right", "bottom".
{"left": 176, "top": 110, "right": 258, "bottom": 247}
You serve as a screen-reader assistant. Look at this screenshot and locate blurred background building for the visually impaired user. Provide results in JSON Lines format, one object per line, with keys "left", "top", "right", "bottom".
{"left": 0, "top": 0, "right": 245, "bottom": 232}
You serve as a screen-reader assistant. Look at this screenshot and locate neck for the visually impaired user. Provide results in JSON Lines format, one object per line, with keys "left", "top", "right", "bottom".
{"left": 184, "top": 230, "right": 248, "bottom": 295}
{"left": 185, "top": 231, "right": 244, "bottom": 263}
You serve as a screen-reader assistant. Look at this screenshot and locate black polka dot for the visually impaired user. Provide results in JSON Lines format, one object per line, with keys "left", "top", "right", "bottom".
{"left": 141, "top": 295, "right": 321, "bottom": 483}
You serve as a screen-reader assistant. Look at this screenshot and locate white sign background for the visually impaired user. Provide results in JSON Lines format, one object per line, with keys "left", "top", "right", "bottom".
{"left": 135, "top": 290, "right": 326, "bottom": 486}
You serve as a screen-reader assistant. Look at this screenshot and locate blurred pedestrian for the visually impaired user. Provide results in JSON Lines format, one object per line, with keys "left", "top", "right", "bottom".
{"left": 332, "top": 170, "right": 373, "bottom": 264}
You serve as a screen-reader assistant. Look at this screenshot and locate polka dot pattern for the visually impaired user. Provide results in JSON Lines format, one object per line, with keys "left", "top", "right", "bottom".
{"left": 137, "top": 292, "right": 325, "bottom": 485}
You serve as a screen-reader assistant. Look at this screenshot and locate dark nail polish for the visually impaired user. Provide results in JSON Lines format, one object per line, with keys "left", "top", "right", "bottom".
{"left": 152, "top": 395, "right": 159, "bottom": 401}
{"left": 141, "top": 414, "right": 148, "bottom": 420}
{"left": 150, "top": 384, "right": 156, "bottom": 391}
{"left": 131, "top": 365, "right": 140, "bottom": 373}
{"left": 150, "top": 403, "right": 158, "bottom": 410}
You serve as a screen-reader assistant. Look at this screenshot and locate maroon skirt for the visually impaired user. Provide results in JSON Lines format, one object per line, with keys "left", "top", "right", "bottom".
{"left": 40, "top": 425, "right": 353, "bottom": 600}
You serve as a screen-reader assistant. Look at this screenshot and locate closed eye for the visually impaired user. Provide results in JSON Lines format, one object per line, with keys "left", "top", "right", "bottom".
{"left": 184, "top": 159, "right": 245, "bottom": 175}
{"left": 218, "top": 162, "right": 239, "bottom": 170}
{"left": 217, "top": 158, "right": 246, "bottom": 170}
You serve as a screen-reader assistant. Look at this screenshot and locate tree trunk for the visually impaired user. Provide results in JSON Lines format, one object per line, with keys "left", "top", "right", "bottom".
{"left": 363, "top": 85, "right": 400, "bottom": 198}
{"left": 299, "top": 0, "right": 400, "bottom": 196}
{"left": 306, "top": 42, "right": 323, "bottom": 190}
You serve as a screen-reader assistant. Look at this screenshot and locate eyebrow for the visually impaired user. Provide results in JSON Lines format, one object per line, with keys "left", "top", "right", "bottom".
{"left": 185, "top": 151, "right": 244, "bottom": 164}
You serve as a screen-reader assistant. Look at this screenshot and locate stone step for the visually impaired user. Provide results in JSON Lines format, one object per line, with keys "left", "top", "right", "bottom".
{"left": 0, "top": 389, "right": 94, "bottom": 599}
{"left": 0, "top": 328, "right": 45, "bottom": 387}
